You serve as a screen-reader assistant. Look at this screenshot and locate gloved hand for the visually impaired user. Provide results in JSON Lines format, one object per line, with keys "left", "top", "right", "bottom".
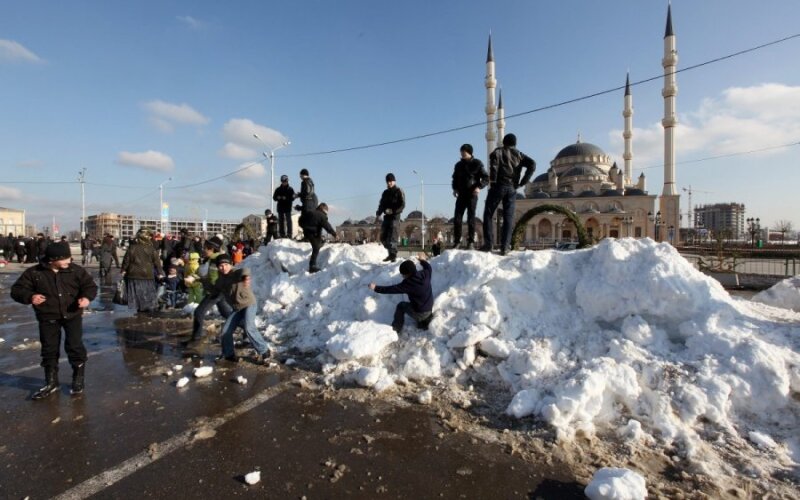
{"left": 385, "top": 209, "right": 393, "bottom": 215}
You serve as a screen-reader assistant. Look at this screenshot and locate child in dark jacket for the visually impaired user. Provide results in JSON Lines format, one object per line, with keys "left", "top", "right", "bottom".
{"left": 369, "top": 252, "right": 433, "bottom": 333}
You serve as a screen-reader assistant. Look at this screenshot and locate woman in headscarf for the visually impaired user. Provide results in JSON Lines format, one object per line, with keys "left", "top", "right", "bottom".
{"left": 120, "top": 229, "right": 164, "bottom": 314}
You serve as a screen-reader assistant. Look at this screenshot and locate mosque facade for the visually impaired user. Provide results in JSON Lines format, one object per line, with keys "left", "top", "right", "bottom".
{"left": 486, "top": 5, "right": 681, "bottom": 244}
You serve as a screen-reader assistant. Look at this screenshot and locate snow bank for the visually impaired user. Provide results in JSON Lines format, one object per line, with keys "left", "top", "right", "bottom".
{"left": 753, "top": 275, "right": 800, "bottom": 311}
{"left": 241, "top": 239, "right": 800, "bottom": 472}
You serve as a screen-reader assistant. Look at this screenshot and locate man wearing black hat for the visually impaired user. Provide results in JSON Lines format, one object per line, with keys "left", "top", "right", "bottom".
{"left": 482, "top": 133, "right": 536, "bottom": 255}
{"left": 294, "top": 168, "right": 318, "bottom": 216}
{"left": 273, "top": 174, "right": 295, "bottom": 238}
{"left": 376, "top": 173, "right": 405, "bottom": 262}
{"left": 186, "top": 236, "right": 232, "bottom": 347}
{"left": 451, "top": 143, "right": 489, "bottom": 249}
{"left": 368, "top": 252, "right": 433, "bottom": 333}
{"left": 263, "top": 209, "right": 279, "bottom": 245}
{"left": 11, "top": 243, "right": 98, "bottom": 399}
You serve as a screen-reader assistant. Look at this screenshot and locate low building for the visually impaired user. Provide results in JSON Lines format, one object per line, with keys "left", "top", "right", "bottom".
{"left": 0, "top": 207, "right": 26, "bottom": 236}
{"left": 86, "top": 213, "right": 240, "bottom": 241}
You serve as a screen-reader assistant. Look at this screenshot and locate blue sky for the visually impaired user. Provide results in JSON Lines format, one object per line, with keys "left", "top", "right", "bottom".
{"left": 2, "top": 0, "right": 800, "bottom": 233}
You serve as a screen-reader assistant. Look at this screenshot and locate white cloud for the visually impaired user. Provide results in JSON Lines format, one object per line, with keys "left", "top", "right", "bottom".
{"left": 144, "top": 100, "right": 210, "bottom": 133}
{"left": 116, "top": 150, "right": 175, "bottom": 172}
{"left": 222, "top": 118, "right": 289, "bottom": 154}
{"left": 177, "top": 15, "right": 207, "bottom": 30}
{"left": 220, "top": 142, "right": 257, "bottom": 160}
{"left": 230, "top": 162, "right": 266, "bottom": 181}
{"left": 0, "top": 185, "right": 23, "bottom": 201}
{"left": 609, "top": 83, "right": 800, "bottom": 169}
{"left": 0, "top": 39, "right": 43, "bottom": 63}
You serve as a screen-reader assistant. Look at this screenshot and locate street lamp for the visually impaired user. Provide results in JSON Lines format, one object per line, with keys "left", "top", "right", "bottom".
{"left": 412, "top": 169, "right": 425, "bottom": 249}
{"left": 253, "top": 134, "right": 291, "bottom": 213}
{"left": 648, "top": 211, "right": 662, "bottom": 241}
{"left": 159, "top": 177, "right": 172, "bottom": 234}
{"left": 78, "top": 168, "right": 87, "bottom": 239}
{"left": 746, "top": 217, "right": 760, "bottom": 248}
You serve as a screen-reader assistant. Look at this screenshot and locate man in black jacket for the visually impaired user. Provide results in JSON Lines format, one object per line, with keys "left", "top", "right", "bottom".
{"left": 294, "top": 168, "right": 318, "bottom": 216}
{"left": 369, "top": 252, "right": 433, "bottom": 333}
{"left": 300, "top": 203, "right": 337, "bottom": 273}
{"left": 451, "top": 143, "right": 489, "bottom": 249}
{"left": 481, "top": 133, "right": 536, "bottom": 255}
{"left": 263, "top": 209, "right": 279, "bottom": 245}
{"left": 376, "top": 173, "right": 405, "bottom": 262}
{"left": 273, "top": 174, "right": 295, "bottom": 238}
{"left": 11, "top": 244, "right": 98, "bottom": 400}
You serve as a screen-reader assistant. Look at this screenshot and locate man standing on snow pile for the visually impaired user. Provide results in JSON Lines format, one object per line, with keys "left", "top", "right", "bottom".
{"left": 273, "top": 174, "right": 295, "bottom": 238}
{"left": 375, "top": 173, "right": 405, "bottom": 263}
{"left": 11, "top": 243, "right": 98, "bottom": 400}
{"left": 368, "top": 252, "right": 433, "bottom": 333}
{"left": 451, "top": 143, "right": 489, "bottom": 249}
{"left": 300, "top": 202, "right": 337, "bottom": 274}
{"left": 481, "top": 133, "right": 535, "bottom": 255}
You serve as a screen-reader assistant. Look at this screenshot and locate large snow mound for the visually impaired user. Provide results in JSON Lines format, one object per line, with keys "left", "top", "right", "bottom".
{"left": 241, "top": 238, "right": 800, "bottom": 473}
{"left": 753, "top": 275, "right": 800, "bottom": 312}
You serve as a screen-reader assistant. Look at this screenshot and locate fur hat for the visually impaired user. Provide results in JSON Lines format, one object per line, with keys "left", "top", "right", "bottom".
{"left": 215, "top": 253, "right": 232, "bottom": 266}
{"left": 399, "top": 260, "right": 416, "bottom": 276}
{"left": 44, "top": 243, "right": 71, "bottom": 262}
{"left": 385, "top": 173, "right": 396, "bottom": 182}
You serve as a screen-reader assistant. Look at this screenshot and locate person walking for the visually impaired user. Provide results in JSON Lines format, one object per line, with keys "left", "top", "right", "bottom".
{"left": 11, "top": 243, "right": 98, "bottom": 399}
{"left": 15, "top": 235, "right": 27, "bottom": 263}
{"left": 376, "top": 173, "right": 405, "bottom": 262}
{"left": 368, "top": 252, "right": 433, "bottom": 333}
{"left": 299, "top": 203, "right": 337, "bottom": 273}
{"left": 120, "top": 229, "right": 164, "bottom": 314}
{"left": 212, "top": 254, "right": 272, "bottom": 363}
{"left": 481, "top": 133, "right": 536, "bottom": 255}
{"left": 451, "top": 143, "right": 489, "bottom": 249}
{"left": 186, "top": 236, "right": 232, "bottom": 347}
{"left": 273, "top": 174, "right": 295, "bottom": 238}
{"left": 263, "top": 209, "right": 279, "bottom": 245}
{"left": 98, "top": 234, "right": 115, "bottom": 278}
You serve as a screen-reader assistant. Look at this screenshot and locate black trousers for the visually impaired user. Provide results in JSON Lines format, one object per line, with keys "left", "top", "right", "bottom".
{"left": 264, "top": 228, "right": 279, "bottom": 245}
{"left": 380, "top": 216, "right": 398, "bottom": 256}
{"left": 307, "top": 233, "right": 323, "bottom": 270}
{"left": 392, "top": 302, "right": 432, "bottom": 332}
{"left": 39, "top": 315, "right": 86, "bottom": 369}
{"left": 278, "top": 211, "right": 293, "bottom": 238}
{"left": 453, "top": 193, "right": 478, "bottom": 245}
{"left": 191, "top": 293, "right": 233, "bottom": 340}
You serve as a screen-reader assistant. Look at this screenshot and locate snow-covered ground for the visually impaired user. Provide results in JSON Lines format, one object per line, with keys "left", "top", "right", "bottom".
{"left": 753, "top": 275, "right": 800, "bottom": 312}
{"left": 239, "top": 238, "right": 800, "bottom": 487}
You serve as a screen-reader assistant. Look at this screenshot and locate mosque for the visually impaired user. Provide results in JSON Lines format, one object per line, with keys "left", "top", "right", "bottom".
{"left": 487, "top": 5, "right": 681, "bottom": 244}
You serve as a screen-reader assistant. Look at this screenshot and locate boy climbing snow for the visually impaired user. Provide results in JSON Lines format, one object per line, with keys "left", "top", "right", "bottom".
{"left": 368, "top": 252, "right": 433, "bottom": 333}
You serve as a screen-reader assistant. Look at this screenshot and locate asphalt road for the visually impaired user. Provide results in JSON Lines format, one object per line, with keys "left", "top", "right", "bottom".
{"left": 0, "top": 261, "right": 584, "bottom": 499}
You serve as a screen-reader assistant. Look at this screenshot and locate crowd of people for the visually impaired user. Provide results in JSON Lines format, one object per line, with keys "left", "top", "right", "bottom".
{"left": 9, "top": 134, "right": 535, "bottom": 400}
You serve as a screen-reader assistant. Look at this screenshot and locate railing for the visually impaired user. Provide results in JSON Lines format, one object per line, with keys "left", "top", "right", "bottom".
{"left": 680, "top": 254, "right": 797, "bottom": 277}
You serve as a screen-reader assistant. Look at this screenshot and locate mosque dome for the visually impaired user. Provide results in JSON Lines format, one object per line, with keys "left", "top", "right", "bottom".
{"left": 530, "top": 190, "right": 550, "bottom": 199}
{"left": 555, "top": 141, "right": 608, "bottom": 161}
{"left": 532, "top": 172, "right": 549, "bottom": 183}
{"left": 562, "top": 164, "right": 606, "bottom": 178}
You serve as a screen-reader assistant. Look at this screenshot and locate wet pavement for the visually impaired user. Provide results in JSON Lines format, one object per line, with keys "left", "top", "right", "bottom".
{"left": 0, "top": 261, "right": 585, "bottom": 499}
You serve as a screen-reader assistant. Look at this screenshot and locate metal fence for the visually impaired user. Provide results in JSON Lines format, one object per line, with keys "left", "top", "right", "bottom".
{"left": 681, "top": 255, "right": 798, "bottom": 277}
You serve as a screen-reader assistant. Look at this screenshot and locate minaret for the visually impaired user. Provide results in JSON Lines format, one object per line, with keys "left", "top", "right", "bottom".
{"left": 660, "top": 3, "right": 681, "bottom": 242}
{"left": 622, "top": 73, "right": 633, "bottom": 186}
{"left": 496, "top": 89, "right": 506, "bottom": 146}
{"left": 485, "top": 34, "right": 497, "bottom": 161}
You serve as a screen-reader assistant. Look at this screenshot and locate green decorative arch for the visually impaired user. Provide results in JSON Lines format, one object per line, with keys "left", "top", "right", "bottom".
{"left": 511, "top": 204, "right": 591, "bottom": 249}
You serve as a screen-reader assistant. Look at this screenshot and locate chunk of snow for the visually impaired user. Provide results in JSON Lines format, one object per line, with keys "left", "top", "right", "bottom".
{"left": 748, "top": 431, "right": 778, "bottom": 450}
{"left": 418, "top": 389, "right": 433, "bottom": 405}
{"left": 237, "top": 376, "right": 248, "bottom": 385}
{"left": 176, "top": 377, "right": 189, "bottom": 388}
{"left": 585, "top": 467, "right": 647, "bottom": 500}
{"left": 326, "top": 321, "right": 398, "bottom": 361}
{"left": 244, "top": 470, "right": 261, "bottom": 485}
{"left": 193, "top": 366, "right": 213, "bottom": 378}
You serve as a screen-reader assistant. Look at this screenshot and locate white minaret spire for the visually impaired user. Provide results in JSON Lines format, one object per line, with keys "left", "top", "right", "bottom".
{"left": 622, "top": 72, "right": 634, "bottom": 186}
{"left": 661, "top": 4, "right": 678, "bottom": 196}
{"left": 485, "top": 33, "right": 497, "bottom": 161}
{"left": 496, "top": 89, "right": 506, "bottom": 145}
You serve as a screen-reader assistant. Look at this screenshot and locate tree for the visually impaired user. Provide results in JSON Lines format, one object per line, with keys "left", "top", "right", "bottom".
{"left": 775, "top": 220, "right": 793, "bottom": 245}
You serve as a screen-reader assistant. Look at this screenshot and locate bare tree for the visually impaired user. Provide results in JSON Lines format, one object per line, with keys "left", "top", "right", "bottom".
{"left": 776, "top": 220, "right": 793, "bottom": 245}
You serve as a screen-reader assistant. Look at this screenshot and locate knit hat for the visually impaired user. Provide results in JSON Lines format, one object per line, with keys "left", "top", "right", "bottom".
{"left": 300, "top": 168, "right": 309, "bottom": 176}
{"left": 502, "top": 133, "right": 517, "bottom": 147}
{"left": 215, "top": 254, "right": 232, "bottom": 266}
{"left": 280, "top": 175, "right": 289, "bottom": 182}
{"left": 399, "top": 260, "right": 416, "bottom": 276}
{"left": 44, "top": 243, "right": 71, "bottom": 262}
{"left": 189, "top": 252, "right": 200, "bottom": 261}
{"left": 460, "top": 143, "right": 473, "bottom": 155}
{"left": 385, "top": 173, "right": 396, "bottom": 182}
{"left": 206, "top": 236, "right": 222, "bottom": 250}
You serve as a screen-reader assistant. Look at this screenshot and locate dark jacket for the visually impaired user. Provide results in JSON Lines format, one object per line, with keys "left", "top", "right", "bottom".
{"left": 11, "top": 262, "right": 98, "bottom": 321}
{"left": 300, "top": 209, "right": 336, "bottom": 238}
{"left": 374, "top": 260, "right": 433, "bottom": 313}
{"left": 376, "top": 186, "right": 405, "bottom": 219}
{"left": 121, "top": 239, "right": 164, "bottom": 280}
{"left": 266, "top": 214, "right": 279, "bottom": 234}
{"left": 273, "top": 184, "right": 296, "bottom": 213}
{"left": 452, "top": 157, "right": 489, "bottom": 195}
{"left": 212, "top": 268, "right": 255, "bottom": 311}
{"left": 298, "top": 177, "right": 318, "bottom": 213}
{"left": 489, "top": 146, "right": 536, "bottom": 188}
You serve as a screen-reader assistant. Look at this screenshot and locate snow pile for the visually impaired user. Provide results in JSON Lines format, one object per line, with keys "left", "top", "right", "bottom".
{"left": 241, "top": 239, "right": 800, "bottom": 473}
{"left": 585, "top": 467, "right": 647, "bottom": 500}
{"left": 753, "top": 275, "right": 800, "bottom": 311}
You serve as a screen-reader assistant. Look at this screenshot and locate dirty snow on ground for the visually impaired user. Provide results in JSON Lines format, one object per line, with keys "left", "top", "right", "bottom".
{"left": 238, "top": 238, "right": 800, "bottom": 481}
{"left": 753, "top": 275, "right": 800, "bottom": 312}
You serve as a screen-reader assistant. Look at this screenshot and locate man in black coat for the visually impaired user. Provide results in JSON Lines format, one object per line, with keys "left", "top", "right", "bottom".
{"left": 369, "top": 252, "right": 433, "bottom": 333}
{"left": 294, "top": 168, "right": 318, "bottom": 216}
{"left": 451, "top": 143, "right": 489, "bottom": 249}
{"left": 376, "top": 173, "right": 405, "bottom": 262}
{"left": 300, "top": 203, "right": 337, "bottom": 273}
{"left": 481, "top": 133, "right": 536, "bottom": 255}
{"left": 11, "top": 243, "right": 98, "bottom": 399}
{"left": 273, "top": 174, "right": 295, "bottom": 238}
{"left": 15, "top": 235, "right": 27, "bottom": 263}
{"left": 263, "top": 209, "right": 279, "bottom": 245}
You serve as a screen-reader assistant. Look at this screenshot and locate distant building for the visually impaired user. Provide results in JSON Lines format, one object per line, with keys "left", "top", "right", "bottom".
{"left": 85, "top": 213, "right": 241, "bottom": 241}
{"left": 0, "top": 207, "right": 26, "bottom": 236}
{"left": 336, "top": 213, "right": 470, "bottom": 247}
{"left": 694, "top": 203, "right": 746, "bottom": 240}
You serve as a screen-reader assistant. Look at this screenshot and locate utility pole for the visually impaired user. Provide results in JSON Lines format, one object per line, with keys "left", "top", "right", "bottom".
{"left": 78, "top": 168, "right": 87, "bottom": 239}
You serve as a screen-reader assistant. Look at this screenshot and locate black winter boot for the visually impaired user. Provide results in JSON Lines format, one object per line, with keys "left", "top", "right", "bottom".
{"left": 32, "top": 367, "right": 59, "bottom": 401}
{"left": 70, "top": 363, "right": 85, "bottom": 395}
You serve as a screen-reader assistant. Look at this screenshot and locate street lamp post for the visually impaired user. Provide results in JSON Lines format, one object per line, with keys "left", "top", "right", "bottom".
{"left": 159, "top": 177, "right": 172, "bottom": 234}
{"left": 746, "top": 217, "right": 760, "bottom": 248}
{"left": 78, "top": 168, "right": 87, "bottom": 239}
{"left": 648, "top": 211, "right": 663, "bottom": 241}
{"left": 253, "top": 134, "right": 291, "bottom": 213}
{"left": 622, "top": 216, "right": 633, "bottom": 237}
{"left": 412, "top": 169, "right": 425, "bottom": 249}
